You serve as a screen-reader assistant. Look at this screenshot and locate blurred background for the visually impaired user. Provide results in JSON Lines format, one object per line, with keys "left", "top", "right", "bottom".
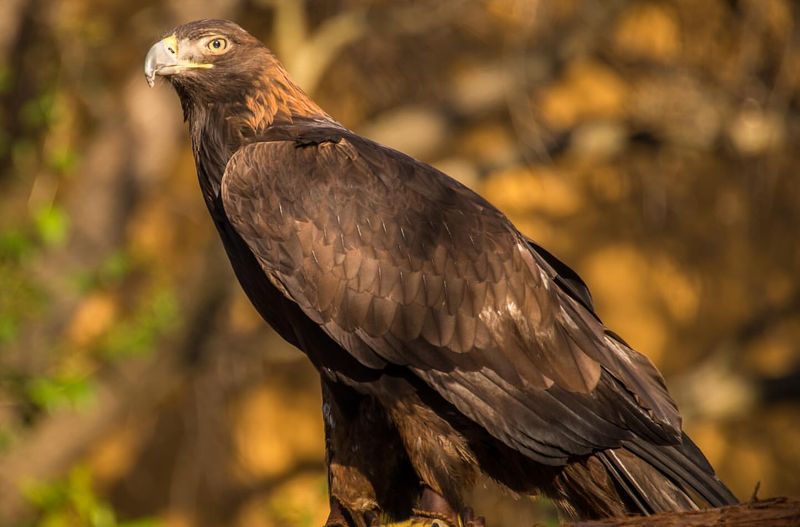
{"left": 1, "top": 0, "right": 799, "bottom": 525}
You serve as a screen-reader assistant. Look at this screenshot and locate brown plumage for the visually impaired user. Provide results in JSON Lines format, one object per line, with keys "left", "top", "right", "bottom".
{"left": 145, "top": 19, "right": 737, "bottom": 526}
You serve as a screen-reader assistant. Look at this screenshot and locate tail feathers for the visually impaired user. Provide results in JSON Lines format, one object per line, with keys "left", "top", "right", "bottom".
{"left": 600, "top": 448, "right": 700, "bottom": 515}
{"left": 606, "top": 433, "right": 737, "bottom": 515}
{"left": 599, "top": 450, "right": 662, "bottom": 515}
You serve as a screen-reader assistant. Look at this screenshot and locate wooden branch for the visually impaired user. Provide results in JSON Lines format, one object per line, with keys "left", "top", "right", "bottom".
{"left": 568, "top": 497, "right": 800, "bottom": 527}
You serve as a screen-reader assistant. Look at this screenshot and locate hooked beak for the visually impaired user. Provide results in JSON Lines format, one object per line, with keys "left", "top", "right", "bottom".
{"left": 144, "top": 35, "right": 212, "bottom": 87}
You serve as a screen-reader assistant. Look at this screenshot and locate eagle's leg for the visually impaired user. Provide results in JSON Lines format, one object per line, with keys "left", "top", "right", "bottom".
{"left": 323, "top": 380, "right": 379, "bottom": 526}
{"left": 322, "top": 379, "right": 419, "bottom": 526}
{"left": 377, "top": 382, "right": 486, "bottom": 526}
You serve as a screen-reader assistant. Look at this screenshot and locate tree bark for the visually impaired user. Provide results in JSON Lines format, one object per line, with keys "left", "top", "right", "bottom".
{"left": 567, "top": 497, "right": 800, "bottom": 527}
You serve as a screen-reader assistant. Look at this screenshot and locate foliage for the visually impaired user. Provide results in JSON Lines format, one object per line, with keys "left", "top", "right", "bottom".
{"left": 24, "top": 466, "right": 160, "bottom": 527}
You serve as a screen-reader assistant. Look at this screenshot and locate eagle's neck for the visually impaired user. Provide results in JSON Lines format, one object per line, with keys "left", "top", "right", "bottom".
{"left": 183, "top": 63, "right": 333, "bottom": 212}
{"left": 235, "top": 65, "right": 332, "bottom": 130}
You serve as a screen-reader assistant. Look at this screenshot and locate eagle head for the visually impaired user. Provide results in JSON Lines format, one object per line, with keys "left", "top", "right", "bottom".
{"left": 145, "top": 19, "right": 325, "bottom": 128}
{"left": 145, "top": 20, "right": 275, "bottom": 98}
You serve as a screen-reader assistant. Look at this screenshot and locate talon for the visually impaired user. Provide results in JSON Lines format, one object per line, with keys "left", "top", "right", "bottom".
{"left": 325, "top": 498, "right": 373, "bottom": 527}
{"left": 383, "top": 519, "right": 455, "bottom": 527}
{"left": 459, "top": 507, "right": 486, "bottom": 527}
{"left": 409, "top": 512, "right": 456, "bottom": 526}
{"left": 324, "top": 506, "right": 350, "bottom": 527}
{"left": 408, "top": 488, "right": 485, "bottom": 527}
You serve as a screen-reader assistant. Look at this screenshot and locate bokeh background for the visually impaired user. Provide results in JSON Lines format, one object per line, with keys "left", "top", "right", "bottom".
{"left": 1, "top": 0, "right": 799, "bottom": 525}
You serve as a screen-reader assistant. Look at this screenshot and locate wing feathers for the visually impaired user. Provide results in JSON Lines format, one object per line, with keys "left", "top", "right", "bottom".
{"left": 221, "top": 127, "right": 683, "bottom": 464}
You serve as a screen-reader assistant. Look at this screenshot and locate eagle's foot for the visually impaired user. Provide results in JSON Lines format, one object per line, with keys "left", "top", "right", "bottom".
{"left": 323, "top": 499, "right": 352, "bottom": 527}
{"left": 409, "top": 488, "right": 486, "bottom": 527}
{"left": 324, "top": 498, "right": 381, "bottom": 527}
{"left": 396, "top": 512, "right": 483, "bottom": 527}
{"left": 405, "top": 513, "right": 456, "bottom": 527}
{"left": 458, "top": 507, "right": 486, "bottom": 527}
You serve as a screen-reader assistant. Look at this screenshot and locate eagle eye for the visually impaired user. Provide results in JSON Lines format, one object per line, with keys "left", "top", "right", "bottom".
{"left": 206, "top": 37, "right": 229, "bottom": 54}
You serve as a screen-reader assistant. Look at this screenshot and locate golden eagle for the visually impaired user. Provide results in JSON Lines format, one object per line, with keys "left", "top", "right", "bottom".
{"left": 145, "top": 19, "right": 737, "bottom": 526}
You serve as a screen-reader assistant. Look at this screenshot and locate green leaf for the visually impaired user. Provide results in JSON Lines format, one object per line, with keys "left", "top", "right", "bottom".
{"left": 73, "top": 251, "right": 132, "bottom": 292}
{"left": 100, "top": 252, "right": 132, "bottom": 284}
{"left": 47, "top": 145, "right": 79, "bottom": 174}
{"left": 34, "top": 206, "right": 70, "bottom": 247}
{"left": 19, "top": 92, "right": 56, "bottom": 130}
{"left": 99, "top": 288, "right": 178, "bottom": 360}
{"left": 23, "top": 478, "right": 68, "bottom": 511}
{"left": 25, "top": 466, "right": 161, "bottom": 527}
{"left": 26, "top": 376, "right": 96, "bottom": 412}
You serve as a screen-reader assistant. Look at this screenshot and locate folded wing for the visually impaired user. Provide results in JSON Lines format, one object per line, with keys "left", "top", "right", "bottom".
{"left": 221, "top": 125, "right": 682, "bottom": 464}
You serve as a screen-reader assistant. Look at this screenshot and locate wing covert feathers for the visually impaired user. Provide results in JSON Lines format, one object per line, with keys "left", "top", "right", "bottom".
{"left": 221, "top": 125, "right": 682, "bottom": 464}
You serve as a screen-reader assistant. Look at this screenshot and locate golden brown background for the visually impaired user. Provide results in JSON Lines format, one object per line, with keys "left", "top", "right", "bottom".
{"left": 1, "top": 1, "right": 799, "bottom": 525}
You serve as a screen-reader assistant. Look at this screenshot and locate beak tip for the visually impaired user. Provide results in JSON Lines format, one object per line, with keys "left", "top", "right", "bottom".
{"left": 144, "top": 37, "right": 176, "bottom": 88}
